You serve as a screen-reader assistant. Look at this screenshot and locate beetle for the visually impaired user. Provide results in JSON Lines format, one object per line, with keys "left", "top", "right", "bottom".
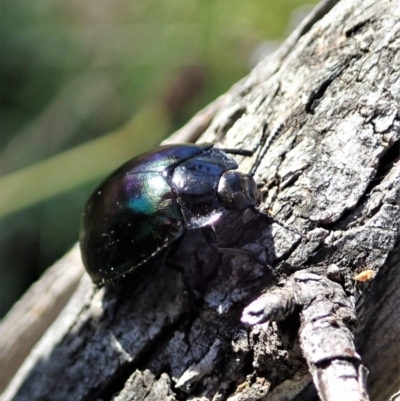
{"left": 80, "top": 126, "right": 292, "bottom": 286}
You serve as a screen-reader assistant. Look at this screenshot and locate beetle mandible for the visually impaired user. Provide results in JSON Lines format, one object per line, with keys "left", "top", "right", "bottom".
{"left": 79, "top": 126, "right": 289, "bottom": 285}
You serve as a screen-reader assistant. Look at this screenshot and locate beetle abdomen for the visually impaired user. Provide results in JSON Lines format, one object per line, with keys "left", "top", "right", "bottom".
{"left": 80, "top": 170, "right": 184, "bottom": 284}
{"left": 80, "top": 144, "right": 215, "bottom": 283}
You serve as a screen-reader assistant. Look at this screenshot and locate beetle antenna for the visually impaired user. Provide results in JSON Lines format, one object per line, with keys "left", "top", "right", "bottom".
{"left": 246, "top": 123, "right": 305, "bottom": 238}
{"left": 249, "top": 123, "right": 284, "bottom": 176}
{"left": 253, "top": 207, "right": 305, "bottom": 238}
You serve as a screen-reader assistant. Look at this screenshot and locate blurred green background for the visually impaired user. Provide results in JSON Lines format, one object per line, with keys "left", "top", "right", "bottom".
{"left": 0, "top": 0, "right": 317, "bottom": 318}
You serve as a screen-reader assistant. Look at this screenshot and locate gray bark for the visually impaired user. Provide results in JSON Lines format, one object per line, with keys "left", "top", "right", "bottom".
{"left": 1, "top": 0, "right": 399, "bottom": 400}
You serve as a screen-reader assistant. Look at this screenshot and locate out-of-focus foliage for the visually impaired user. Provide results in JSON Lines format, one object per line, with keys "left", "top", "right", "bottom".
{"left": 0, "top": 0, "right": 317, "bottom": 318}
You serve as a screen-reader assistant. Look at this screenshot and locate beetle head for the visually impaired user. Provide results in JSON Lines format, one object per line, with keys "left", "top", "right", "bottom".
{"left": 217, "top": 170, "right": 261, "bottom": 211}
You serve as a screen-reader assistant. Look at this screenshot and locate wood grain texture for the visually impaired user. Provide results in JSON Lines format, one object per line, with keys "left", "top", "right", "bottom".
{"left": 0, "top": 244, "right": 83, "bottom": 393}
{"left": 1, "top": 0, "right": 399, "bottom": 400}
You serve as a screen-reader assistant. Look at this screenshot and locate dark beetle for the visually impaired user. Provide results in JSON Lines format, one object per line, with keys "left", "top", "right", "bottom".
{"left": 80, "top": 143, "right": 269, "bottom": 285}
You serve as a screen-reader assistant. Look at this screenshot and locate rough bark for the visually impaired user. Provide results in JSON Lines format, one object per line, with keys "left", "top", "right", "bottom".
{"left": 1, "top": 0, "right": 400, "bottom": 400}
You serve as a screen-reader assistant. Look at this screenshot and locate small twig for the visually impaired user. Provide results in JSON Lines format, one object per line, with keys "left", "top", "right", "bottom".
{"left": 242, "top": 270, "right": 369, "bottom": 401}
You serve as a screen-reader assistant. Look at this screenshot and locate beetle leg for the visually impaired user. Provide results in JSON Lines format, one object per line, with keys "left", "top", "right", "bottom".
{"left": 164, "top": 244, "right": 200, "bottom": 312}
{"left": 218, "top": 123, "right": 271, "bottom": 157}
{"left": 217, "top": 148, "right": 255, "bottom": 156}
{"left": 201, "top": 225, "right": 267, "bottom": 267}
{"left": 218, "top": 123, "right": 285, "bottom": 176}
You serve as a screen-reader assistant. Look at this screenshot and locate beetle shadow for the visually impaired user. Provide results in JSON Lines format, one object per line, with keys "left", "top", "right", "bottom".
{"left": 167, "top": 208, "right": 280, "bottom": 309}
{"left": 99, "top": 256, "right": 181, "bottom": 320}
{"left": 7, "top": 211, "right": 286, "bottom": 401}
{"left": 100, "top": 205, "right": 281, "bottom": 318}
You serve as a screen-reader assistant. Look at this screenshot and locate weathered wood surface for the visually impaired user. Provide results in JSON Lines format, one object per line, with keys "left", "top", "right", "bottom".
{"left": 0, "top": 245, "right": 84, "bottom": 393}
{"left": 1, "top": 0, "right": 400, "bottom": 400}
